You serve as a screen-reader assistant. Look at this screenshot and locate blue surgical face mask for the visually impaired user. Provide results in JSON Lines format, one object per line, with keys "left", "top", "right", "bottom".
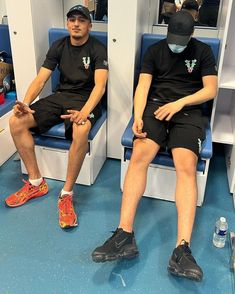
{"left": 168, "top": 44, "right": 187, "bottom": 54}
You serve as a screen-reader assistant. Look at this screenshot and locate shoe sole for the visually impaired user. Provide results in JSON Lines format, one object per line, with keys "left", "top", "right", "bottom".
{"left": 167, "top": 262, "right": 202, "bottom": 282}
{"left": 5, "top": 191, "right": 48, "bottom": 208}
{"left": 92, "top": 248, "right": 139, "bottom": 263}
{"left": 59, "top": 222, "right": 78, "bottom": 229}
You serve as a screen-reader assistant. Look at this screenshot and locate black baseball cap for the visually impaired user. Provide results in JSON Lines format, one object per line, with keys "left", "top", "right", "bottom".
{"left": 67, "top": 5, "right": 91, "bottom": 22}
{"left": 167, "top": 10, "right": 195, "bottom": 46}
{"left": 182, "top": 0, "right": 199, "bottom": 12}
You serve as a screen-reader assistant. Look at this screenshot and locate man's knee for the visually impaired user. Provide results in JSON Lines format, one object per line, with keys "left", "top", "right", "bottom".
{"left": 131, "top": 139, "right": 156, "bottom": 165}
{"left": 9, "top": 114, "right": 36, "bottom": 135}
{"left": 175, "top": 159, "right": 197, "bottom": 177}
{"left": 9, "top": 115, "right": 26, "bottom": 135}
{"left": 72, "top": 123, "right": 90, "bottom": 145}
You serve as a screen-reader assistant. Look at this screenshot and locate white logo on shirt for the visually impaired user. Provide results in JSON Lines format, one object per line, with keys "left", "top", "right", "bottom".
{"left": 185, "top": 59, "right": 197, "bottom": 73}
{"left": 103, "top": 60, "right": 108, "bottom": 67}
{"left": 198, "top": 138, "right": 202, "bottom": 154}
{"left": 82, "top": 57, "right": 90, "bottom": 69}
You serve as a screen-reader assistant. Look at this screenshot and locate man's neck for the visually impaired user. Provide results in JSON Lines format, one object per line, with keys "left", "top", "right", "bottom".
{"left": 70, "top": 34, "right": 89, "bottom": 46}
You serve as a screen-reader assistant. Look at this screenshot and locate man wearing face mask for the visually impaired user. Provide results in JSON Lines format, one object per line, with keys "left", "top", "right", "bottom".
{"left": 92, "top": 10, "right": 217, "bottom": 282}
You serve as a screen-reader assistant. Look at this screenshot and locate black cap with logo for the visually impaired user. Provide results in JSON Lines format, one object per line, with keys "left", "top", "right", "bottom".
{"left": 167, "top": 10, "right": 195, "bottom": 46}
{"left": 67, "top": 5, "right": 91, "bottom": 22}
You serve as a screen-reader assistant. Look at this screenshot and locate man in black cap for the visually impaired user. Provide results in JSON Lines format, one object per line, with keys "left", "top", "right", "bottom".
{"left": 6, "top": 5, "right": 108, "bottom": 229}
{"left": 92, "top": 10, "right": 217, "bottom": 282}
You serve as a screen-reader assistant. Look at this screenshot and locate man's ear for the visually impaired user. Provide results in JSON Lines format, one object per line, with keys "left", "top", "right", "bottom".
{"left": 89, "top": 22, "right": 92, "bottom": 31}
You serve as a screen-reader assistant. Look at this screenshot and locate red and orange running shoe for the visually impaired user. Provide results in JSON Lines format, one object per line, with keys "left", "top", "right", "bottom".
{"left": 58, "top": 194, "right": 78, "bottom": 229}
{"left": 5, "top": 179, "right": 48, "bottom": 207}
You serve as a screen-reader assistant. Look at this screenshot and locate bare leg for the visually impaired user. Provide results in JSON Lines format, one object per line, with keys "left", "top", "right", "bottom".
{"left": 172, "top": 148, "right": 198, "bottom": 246}
{"left": 63, "top": 122, "right": 91, "bottom": 191}
{"left": 9, "top": 114, "right": 40, "bottom": 179}
{"left": 119, "top": 138, "right": 160, "bottom": 232}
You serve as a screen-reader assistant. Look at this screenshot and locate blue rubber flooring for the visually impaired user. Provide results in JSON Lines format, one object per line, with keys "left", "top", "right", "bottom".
{"left": 0, "top": 143, "right": 234, "bottom": 294}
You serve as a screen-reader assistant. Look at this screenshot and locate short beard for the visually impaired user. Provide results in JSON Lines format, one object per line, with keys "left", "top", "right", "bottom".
{"left": 72, "top": 35, "right": 82, "bottom": 40}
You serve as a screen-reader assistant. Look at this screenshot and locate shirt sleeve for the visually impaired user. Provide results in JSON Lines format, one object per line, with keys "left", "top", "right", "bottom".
{"left": 93, "top": 41, "right": 108, "bottom": 70}
{"left": 41, "top": 41, "right": 60, "bottom": 71}
{"left": 140, "top": 46, "right": 155, "bottom": 75}
{"left": 200, "top": 45, "right": 218, "bottom": 77}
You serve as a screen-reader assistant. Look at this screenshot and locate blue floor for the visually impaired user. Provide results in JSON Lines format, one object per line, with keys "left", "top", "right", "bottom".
{"left": 0, "top": 144, "right": 234, "bottom": 294}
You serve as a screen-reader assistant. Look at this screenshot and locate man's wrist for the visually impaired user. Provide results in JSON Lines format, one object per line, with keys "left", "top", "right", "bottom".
{"left": 134, "top": 115, "right": 142, "bottom": 120}
{"left": 81, "top": 108, "right": 90, "bottom": 117}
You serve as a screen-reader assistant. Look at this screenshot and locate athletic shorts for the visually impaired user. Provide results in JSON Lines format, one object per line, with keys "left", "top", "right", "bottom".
{"left": 138, "top": 101, "right": 207, "bottom": 157}
{"left": 30, "top": 92, "right": 102, "bottom": 140}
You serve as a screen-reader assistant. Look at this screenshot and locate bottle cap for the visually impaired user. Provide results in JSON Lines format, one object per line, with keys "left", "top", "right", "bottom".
{"left": 220, "top": 217, "right": 226, "bottom": 223}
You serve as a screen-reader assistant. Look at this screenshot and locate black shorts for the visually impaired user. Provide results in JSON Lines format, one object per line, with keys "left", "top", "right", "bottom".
{"left": 140, "top": 101, "right": 206, "bottom": 157}
{"left": 30, "top": 92, "right": 102, "bottom": 139}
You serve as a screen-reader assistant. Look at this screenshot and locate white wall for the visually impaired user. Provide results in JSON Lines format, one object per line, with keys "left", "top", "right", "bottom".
{"left": 0, "top": 0, "right": 6, "bottom": 22}
{"left": 5, "top": 0, "right": 64, "bottom": 99}
{"left": 107, "top": 0, "right": 152, "bottom": 159}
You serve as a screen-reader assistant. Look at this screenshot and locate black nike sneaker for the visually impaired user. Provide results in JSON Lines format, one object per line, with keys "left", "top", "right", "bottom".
{"left": 92, "top": 228, "right": 139, "bottom": 262}
{"left": 167, "top": 240, "right": 203, "bottom": 281}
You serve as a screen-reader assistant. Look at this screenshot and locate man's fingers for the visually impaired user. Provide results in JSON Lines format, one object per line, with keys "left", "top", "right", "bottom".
{"left": 137, "top": 124, "right": 142, "bottom": 132}
{"left": 27, "top": 109, "right": 35, "bottom": 114}
{"left": 165, "top": 113, "right": 173, "bottom": 121}
{"left": 61, "top": 114, "right": 72, "bottom": 119}
{"left": 67, "top": 110, "right": 76, "bottom": 114}
{"left": 135, "top": 132, "right": 147, "bottom": 138}
{"left": 76, "top": 118, "right": 85, "bottom": 125}
{"left": 13, "top": 104, "right": 35, "bottom": 116}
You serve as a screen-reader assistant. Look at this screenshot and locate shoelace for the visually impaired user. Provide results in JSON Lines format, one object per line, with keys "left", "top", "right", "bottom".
{"left": 17, "top": 180, "right": 35, "bottom": 196}
{"left": 104, "top": 229, "right": 120, "bottom": 245}
{"left": 180, "top": 244, "right": 197, "bottom": 263}
{"left": 59, "top": 195, "right": 74, "bottom": 215}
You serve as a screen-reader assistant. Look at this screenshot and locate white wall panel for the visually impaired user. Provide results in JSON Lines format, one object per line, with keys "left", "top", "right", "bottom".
{"left": 5, "top": 0, "right": 64, "bottom": 100}
{"left": 0, "top": 0, "right": 6, "bottom": 22}
{"left": 107, "top": 0, "right": 151, "bottom": 159}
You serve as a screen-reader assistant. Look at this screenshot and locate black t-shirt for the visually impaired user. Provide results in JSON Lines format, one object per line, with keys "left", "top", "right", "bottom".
{"left": 42, "top": 35, "right": 108, "bottom": 98}
{"left": 141, "top": 38, "right": 217, "bottom": 109}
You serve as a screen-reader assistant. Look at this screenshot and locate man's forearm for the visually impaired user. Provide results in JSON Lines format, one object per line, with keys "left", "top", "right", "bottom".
{"left": 134, "top": 85, "right": 148, "bottom": 120}
{"left": 81, "top": 85, "right": 106, "bottom": 115}
{"left": 23, "top": 79, "right": 45, "bottom": 105}
{"left": 179, "top": 85, "right": 217, "bottom": 108}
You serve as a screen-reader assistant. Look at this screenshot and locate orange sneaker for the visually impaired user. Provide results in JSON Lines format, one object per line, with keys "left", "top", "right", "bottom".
{"left": 5, "top": 179, "right": 49, "bottom": 207}
{"left": 58, "top": 194, "right": 78, "bottom": 229}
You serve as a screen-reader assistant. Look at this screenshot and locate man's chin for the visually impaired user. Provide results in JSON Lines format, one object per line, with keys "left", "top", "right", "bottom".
{"left": 72, "top": 35, "right": 82, "bottom": 40}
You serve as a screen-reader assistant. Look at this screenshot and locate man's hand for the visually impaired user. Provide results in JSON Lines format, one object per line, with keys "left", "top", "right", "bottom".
{"left": 154, "top": 100, "right": 184, "bottom": 121}
{"left": 61, "top": 110, "right": 88, "bottom": 125}
{"left": 132, "top": 118, "right": 147, "bottom": 138}
{"left": 13, "top": 101, "right": 35, "bottom": 118}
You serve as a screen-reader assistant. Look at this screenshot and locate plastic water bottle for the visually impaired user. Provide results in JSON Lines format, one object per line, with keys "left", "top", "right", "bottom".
{"left": 213, "top": 217, "right": 228, "bottom": 248}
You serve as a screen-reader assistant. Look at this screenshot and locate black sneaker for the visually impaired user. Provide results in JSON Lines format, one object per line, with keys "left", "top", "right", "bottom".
{"left": 167, "top": 240, "right": 203, "bottom": 281}
{"left": 92, "top": 228, "right": 139, "bottom": 263}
